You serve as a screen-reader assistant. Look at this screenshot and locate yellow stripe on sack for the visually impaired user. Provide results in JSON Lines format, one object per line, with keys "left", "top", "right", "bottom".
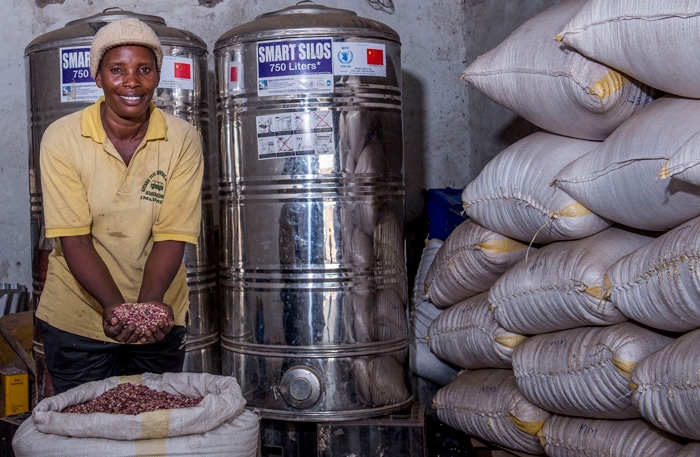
{"left": 555, "top": 202, "right": 593, "bottom": 218}
{"left": 140, "top": 409, "right": 171, "bottom": 438}
{"left": 585, "top": 285, "right": 606, "bottom": 300}
{"left": 659, "top": 162, "right": 671, "bottom": 179}
{"left": 603, "top": 273, "right": 612, "bottom": 292}
{"left": 118, "top": 374, "right": 144, "bottom": 385}
{"left": 536, "top": 428, "right": 546, "bottom": 447}
{"left": 590, "top": 71, "right": 627, "bottom": 99}
{"left": 135, "top": 437, "right": 168, "bottom": 456}
{"left": 508, "top": 414, "right": 546, "bottom": 436}
{"left": 478, "top": 239, "right": 528, "bottom": 254}
{"left": 612, "top": 357, "right": 636, "bottom": 379}
{"left": 494, "top": 334, "right": 528, "bottom": 349}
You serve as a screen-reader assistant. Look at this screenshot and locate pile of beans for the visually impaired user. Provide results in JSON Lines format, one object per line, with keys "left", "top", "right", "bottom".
{"left": 62, "top": 383, "right": 203, "bottom": 415}
{"left": 113, "top": 302, "right": 169, "bottom": 333}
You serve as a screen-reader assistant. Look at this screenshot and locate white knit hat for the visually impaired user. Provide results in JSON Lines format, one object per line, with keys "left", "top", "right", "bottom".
{"left": 90, "top": 18, "right": 163, "bottom": 79}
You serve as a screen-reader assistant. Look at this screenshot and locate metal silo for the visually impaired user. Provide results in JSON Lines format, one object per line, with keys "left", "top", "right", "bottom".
{"left": 24, "top": 10, "right": 218, "bottom": 398}
{"left": 215, "top": 3, "right": 411, "bottom": 421}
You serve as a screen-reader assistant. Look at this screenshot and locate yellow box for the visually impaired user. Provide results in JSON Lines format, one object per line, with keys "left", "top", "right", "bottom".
{"left": 0, "top": 367, "right": 29, "bottom": 417}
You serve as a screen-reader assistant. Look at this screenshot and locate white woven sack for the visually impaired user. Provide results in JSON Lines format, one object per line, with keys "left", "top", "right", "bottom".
{"left": 29, "top": 372, "right": 247, "bottom": 440}
{"left": 556, "top": 0, "right": 700, "bottom": 99}
{"left": 677, "top": 443, "right": 700, "bottom": 457}
{"left": 659, "top": 130, "right": 700, "bottom": 187}
{"left": 410, "top": 239, "right": 459, "bottom": 386}
{"left": 606, "top": 215, "right": 700, "bottom": 332}
{"left": 553, "top": 95, "right": 700, "bottom": 232}
{"left": 512, "top": 323, "right": 673, "bottom": 419}
{"left": 428, "top": 292, "right": 526, "bottom": 370}
{"left": 414, "top": 239, "right": 443, "bottom": 305}
{"left": 462, "top": 131, "right": 610, "bottom": 245}
{"left": 433, "top": 369, "right": 550, "bottom": 455}
{"left": 411, "top": 298, "right": 459, "bottom": 386}
{"left": 12, "top": 409, "right": 260, "bottom": 457}
{"left": 461, "top": 0, "right": 656, "bottom": 141}
{"left": 631, "top": 328, "right": 700, "bottom": 440}
{"left": 424, "top": 219, "right": 532, "bottom": 309}
{"left": 490, "top": 226, "right": 654, "bottom": 335}
{"left": 539, "top": 415, "right": 685, "bottom": 457}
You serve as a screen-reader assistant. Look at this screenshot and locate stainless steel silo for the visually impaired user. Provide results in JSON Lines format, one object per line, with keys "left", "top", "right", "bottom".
{"left": 24, "top": 10, "right": 219, "bottom": 398}
{"left": 215, "top": 3, "right": 411, "bottom": 421}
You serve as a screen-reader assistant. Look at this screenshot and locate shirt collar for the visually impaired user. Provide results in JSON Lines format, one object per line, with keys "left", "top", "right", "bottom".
{"left": 80, "top": 96, "right": 167, "bottom": 143}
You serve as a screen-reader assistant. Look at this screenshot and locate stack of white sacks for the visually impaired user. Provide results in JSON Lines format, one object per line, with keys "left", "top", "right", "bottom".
{"left": 410, "top": 1, "right": 700, "bottom": 455}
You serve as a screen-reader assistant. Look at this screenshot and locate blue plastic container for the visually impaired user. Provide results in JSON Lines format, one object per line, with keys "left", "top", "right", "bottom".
{"left": 425, "top": 188, "right": 468, "bottom": 240}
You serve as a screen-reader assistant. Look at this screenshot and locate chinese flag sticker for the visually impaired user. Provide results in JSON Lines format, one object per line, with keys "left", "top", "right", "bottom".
{"left": 366, "top": 48, "right": 384, "bottom": 66}
{"left": 174, "top": 62, "right": 191, "bottom": 79}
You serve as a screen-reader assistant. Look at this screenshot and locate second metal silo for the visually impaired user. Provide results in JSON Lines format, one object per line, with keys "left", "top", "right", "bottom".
{"left": 24, "top": 10, "right": 219, "bottom": 398}
{"left": 215, "top": 3, "right": 411, "bottom": 421}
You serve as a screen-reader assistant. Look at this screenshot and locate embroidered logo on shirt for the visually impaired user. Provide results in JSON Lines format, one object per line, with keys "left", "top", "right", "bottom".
{"left": 141, "top": 170, "right": 167, "bottom": 204}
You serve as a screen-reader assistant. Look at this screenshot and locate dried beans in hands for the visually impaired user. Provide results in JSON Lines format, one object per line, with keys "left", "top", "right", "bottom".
{"left": 113, "top": 302, "right": 170, "bottom": 335}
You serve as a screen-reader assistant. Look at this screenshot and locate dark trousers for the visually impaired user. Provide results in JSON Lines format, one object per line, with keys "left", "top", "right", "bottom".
{"left": 39, "top": 320, "right": 187, "bottom": 394}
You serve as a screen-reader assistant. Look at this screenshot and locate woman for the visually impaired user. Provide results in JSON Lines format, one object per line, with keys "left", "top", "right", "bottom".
{"left": 36, "top": 18, "right": 204, "bottom": 394}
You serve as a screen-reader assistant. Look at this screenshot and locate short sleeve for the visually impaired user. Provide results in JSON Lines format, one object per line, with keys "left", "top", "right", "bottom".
{"left": 40, "top": 118, "right": 93, "bottom": 238}
{"left": 152, "top": 119, "right": 204, "bottom": 244}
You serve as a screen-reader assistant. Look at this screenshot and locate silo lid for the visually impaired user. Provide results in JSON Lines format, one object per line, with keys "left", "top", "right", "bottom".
{"left": 215, "top": 2, "right": 399, "bottom": 48}
{"left": 64, "top": 10, "right": 166, "bottom": 28}
{"left": 25, "top": 9, "right": 206, "bottom": 55}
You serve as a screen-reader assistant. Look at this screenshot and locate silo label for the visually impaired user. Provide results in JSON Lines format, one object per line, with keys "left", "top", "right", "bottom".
{"left": 255, "top": 110, "right": 334, "bottom": 160}
{"left": 229, "top": 62, "right": 244, "bottom": 92}
{"left": 257, "top": 38, "right": 334, "bottom": 96}
{"left": 59, "top": 50, "right": 197, "bottom": 103}
{"left": 333, "top": 42, "right": 387, "bottom": 77}
{"left": 60, "top": 46, "right": 102, "bottom": 103}
{"left": 159, "top": 56, "right": 194, "bottom": 90}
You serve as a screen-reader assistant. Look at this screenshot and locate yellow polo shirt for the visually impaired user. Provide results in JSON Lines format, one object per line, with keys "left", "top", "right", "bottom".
{"left": 36, "top": 98, "right": 204, "bottom": 342}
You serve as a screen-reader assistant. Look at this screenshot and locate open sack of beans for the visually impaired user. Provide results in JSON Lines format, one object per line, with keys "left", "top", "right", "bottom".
{"left": 12, "top": 372, "right": 259, "bottom": 457}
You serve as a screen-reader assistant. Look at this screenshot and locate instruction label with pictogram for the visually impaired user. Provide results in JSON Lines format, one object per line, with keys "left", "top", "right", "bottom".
{"left": 256, "top": 110, "right": 334, "bottom": 160}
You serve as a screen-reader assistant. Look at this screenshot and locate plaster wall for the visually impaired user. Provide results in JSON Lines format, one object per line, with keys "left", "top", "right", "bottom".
{"left": 0, "top": 0, "right": 557, "bottom": 288}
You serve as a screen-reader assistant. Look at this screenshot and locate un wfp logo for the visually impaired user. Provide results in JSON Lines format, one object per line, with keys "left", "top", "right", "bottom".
{"left": 338, "top": 49, "right": 353, "bottom": 64}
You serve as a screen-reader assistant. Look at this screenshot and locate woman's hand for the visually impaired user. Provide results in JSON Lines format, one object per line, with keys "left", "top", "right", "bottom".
{"left": 135, "top": 301, "right": 174, "bottom": 344}
{"left": 102, "top": 302, "right": 173, "bottom": 344}
{"left": 102, "top": 303, "right": 142, "bottom": 344}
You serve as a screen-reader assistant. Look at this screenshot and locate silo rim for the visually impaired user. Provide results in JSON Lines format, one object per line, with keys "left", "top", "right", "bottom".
{"left": 25, "top": 10, "right": 207, "bottom": 56}
{"left": 214, "top": 3, "right": 400, "bottom": 49}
